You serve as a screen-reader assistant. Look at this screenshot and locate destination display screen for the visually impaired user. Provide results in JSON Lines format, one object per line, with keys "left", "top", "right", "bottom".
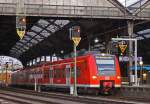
{"left": 95, "top": 55, "right": 116, "bottom": 76}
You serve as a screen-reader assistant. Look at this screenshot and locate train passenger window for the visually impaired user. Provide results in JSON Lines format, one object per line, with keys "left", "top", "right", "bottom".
{"left": 57, "top": 69, "right": 60, "bottom": 78}
{"left": 54, "top": 69, "right": 57, "bottom": 78}
{"left": 46, "top": 71, "right": 49, "bottom": 78}
{"left": 56, "top": 69, "right": 58, "bottom": 78}
{"left": 71, "top": 67, "right": 81, "bottom": 77}
{"left": 44, "top": 71, "right": 47, "bottom": 78}
{"left": 54, "top": 69, "right": 61, "bottom": 78}
{"left": 77, "top": 68, "right": 81, "bottom": 77}
{"left": 49, "top": 70, "right": 53, "bottom": 78}
{"left": 62, "top": 69, "right": 65, "bottom": 78}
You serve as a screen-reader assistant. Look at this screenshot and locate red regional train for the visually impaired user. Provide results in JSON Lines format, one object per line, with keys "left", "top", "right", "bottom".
{"left": 11, "top": 52, "right": 121, "bottom": 94}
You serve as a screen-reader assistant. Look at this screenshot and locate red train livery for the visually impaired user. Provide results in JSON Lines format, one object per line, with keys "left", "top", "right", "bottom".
{"left": 11, "top": 52, "right": 121, "bottom": 94}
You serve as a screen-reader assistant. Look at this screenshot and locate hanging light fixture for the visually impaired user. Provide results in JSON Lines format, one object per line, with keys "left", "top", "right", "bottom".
{"left": 94, "top": 37, "right": 99, "bottom": 43}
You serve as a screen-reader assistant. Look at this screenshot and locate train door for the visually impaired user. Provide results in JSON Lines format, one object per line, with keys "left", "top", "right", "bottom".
{"left": 66, "top": 64, "right": 71, "bottom": 86}
{"left": 49, "top": 66, "right": 53, "bottom": 85}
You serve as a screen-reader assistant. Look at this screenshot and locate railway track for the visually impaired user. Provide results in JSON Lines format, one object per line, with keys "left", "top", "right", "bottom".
{"left": 0, "top": 87, "right": 149, "bottom": 104}
{"left": 0, "top": 91, "right": 58, "bottom": 104}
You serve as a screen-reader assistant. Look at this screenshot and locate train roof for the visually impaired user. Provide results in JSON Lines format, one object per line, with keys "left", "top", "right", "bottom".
{"left": 14, "top": 51, "right": 115, "bottom": 71}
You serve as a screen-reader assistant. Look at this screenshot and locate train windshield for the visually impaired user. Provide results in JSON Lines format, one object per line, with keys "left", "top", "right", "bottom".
{"left": 95, "top": 55, "right": 116, "bottom": 76}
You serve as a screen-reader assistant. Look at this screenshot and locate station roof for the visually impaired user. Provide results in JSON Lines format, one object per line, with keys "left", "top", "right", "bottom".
{"left": 0, "top": 19, "right": 150, "bottom": 65}
{"left": 0, "top": 0, "right": 149, "bottom": 66}
{"left": 7, "top": 17, "right": 130, "bottom": 65}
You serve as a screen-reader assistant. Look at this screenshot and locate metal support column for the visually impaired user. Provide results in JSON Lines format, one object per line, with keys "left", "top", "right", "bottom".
{"left": 135, "top": 39, "right": 138, "bottom": 86}
{"left": 112, "top": 38, "right": 138, "bottom": 86}
{"left": 127, "top": 20, "right": 134, "bottom": 85}
{"left": 34, "top": 77, "right": 37, "bottom": 91}
{"left": 74, "top": 44, "right": 77, "bottom": 96}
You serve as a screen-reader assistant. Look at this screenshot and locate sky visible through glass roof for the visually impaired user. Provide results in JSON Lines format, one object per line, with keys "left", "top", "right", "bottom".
{"left": 118, "top": 0, "right": 141, "bottom": 7}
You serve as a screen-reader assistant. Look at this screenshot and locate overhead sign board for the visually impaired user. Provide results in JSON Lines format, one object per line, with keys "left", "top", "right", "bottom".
{"left": 119, "top": 56, "right": 142, "bottom": 62}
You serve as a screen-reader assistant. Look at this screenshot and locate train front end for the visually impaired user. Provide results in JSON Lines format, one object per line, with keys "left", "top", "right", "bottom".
{"left": 95, "top": 54, "right": 121, "bottom": 94}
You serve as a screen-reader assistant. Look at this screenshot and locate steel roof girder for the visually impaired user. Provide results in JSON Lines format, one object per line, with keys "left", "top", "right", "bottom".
{"left": 107, "top": 0, "right": 132, "bottom": 16}
{"left": 133, "top": 0, "right": 150, "bottom": 15}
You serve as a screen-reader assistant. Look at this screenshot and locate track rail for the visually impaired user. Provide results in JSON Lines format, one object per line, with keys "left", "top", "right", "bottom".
{"left": 0, "top": 95, "right": 30, "bottom": 104}
{"left": 0, "top": 87, "right": 149, "bottom": 104}
{"left": 0, "top": 92, "right": 58, "bottom": 104}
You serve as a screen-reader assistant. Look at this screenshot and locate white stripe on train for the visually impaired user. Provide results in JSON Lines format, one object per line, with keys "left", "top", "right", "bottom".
{"left": 14, "top": 83, "right": 121, "bottom": 88}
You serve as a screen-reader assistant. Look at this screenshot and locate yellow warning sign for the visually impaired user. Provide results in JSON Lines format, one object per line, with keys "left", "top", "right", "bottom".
{"left": 119, "top": 44, "right": 127, "bottom": 53}
{"left": 17, "top": 29, "right": 25, "bottom": 39}
{"left": 72, "top": 37, "right": 81, "bottom": 46}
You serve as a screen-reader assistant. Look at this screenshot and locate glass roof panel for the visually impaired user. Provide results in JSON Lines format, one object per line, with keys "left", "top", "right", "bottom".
{"left": 11, "top": 47, "right": 17, "bottom": 50}
{"left": 15, "top": 46, "right": 20, "bottom": 49}
{"left": 31, "top": 39, "right": 38, "bottom": 44}
{"left": 55, "top": 20, "right": 70, "bottom": 27}
{"left": 27, "top": 43, "right": 33, "bottom": 47}
{"left": 23, "top": 35, "right": 31, "bottom": 41}
{"left": 35, "top": 35, "right": 44, "bottom": 42}
{"left": 17, "top": 50, "right": 22, "bottom": 53}
{"left": 16, "top": 42, "right": 23, "bottom": 46}
{"left": 137, "top": 29, "right": 150, "bottom": 34}
{"left": 49, "top": 19, "right": 55, "bottom": 22}
{"left": 47, "top": 25, "right": 58, "bottom": 33}
{"left": 20, "top": 48, "right": 26, "bottom": 52}
{"left": 27, "top": 31, "right": 37, "bottom": 37}
{"left": 136, "top": 36, "right": 144, "bottom": 40}
{"left": 10, "top": 50, "right": 15, "bottom": 53}
{"left": 20, "top": 39, "right": 27, "bottom": 43}
{"left": 38, "top": 19, "right": 49, "bottom": 28}
{"left": 40, "top": 30, "right": 51, "bottom": 37}
{"left": 31, "top": 25, "right": 42, "bottom": 32}
{"left": 23, "top": 46, "right": 29, "bottom": 50}
{"left": 144, "top": 34, "right": 150, "bottom": 38}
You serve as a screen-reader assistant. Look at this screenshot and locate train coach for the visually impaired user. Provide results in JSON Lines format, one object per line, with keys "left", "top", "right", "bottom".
{"left": 11, "top": 52, "right": 121, "bottom": 94}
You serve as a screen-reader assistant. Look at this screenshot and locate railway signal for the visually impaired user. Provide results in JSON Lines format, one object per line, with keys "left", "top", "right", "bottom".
{"left": 69, "top": 26, "right": 81, "bottom": 96}
{"left": 16, "top": 0, "right": 26, "bottom": 40}
{"left": 16, "top": 16, "right": 26, "bottom": 39}
{"left": 118, "top": 41, "right": 127, "bottom": 55}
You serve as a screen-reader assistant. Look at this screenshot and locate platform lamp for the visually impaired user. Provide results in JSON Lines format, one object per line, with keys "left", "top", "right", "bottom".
{"left": 139, "top": 61, "right": 143, "bottom": 85}
{"left": 94, "top": 37, "right": 99, "bottom": 43}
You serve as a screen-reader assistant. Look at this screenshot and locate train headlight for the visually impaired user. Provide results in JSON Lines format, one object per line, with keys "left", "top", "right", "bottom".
{"left": 92, "top": 76, "right": 97, "bottom": 79}
{"left": 117, "top": 76, "right": 120, "bottom": 79}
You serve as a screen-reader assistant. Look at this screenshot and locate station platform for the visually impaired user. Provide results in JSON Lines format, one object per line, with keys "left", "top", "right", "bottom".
{"left": 119, "top": 84, "right": 150, "bottom": 99}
